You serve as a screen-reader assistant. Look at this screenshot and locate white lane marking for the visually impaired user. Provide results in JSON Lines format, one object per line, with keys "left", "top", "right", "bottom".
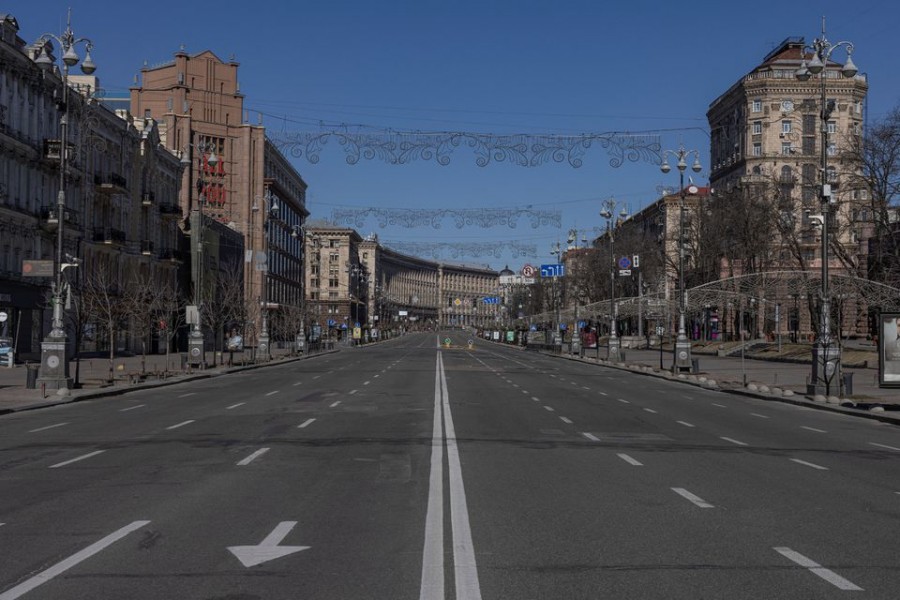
{"left": 178, "top": 393, "right": 196, "bottom": 398}
{"left": 870, "top": 442, "right": 900, "bottom": 452}
{"left": 298, "top": 418, "right": 316, "bottom": 429}
{"left": 598, "top": 391, "right": 608, "bottom": 396}
{"left": 801, "top": 426, "right": 827, "bottom": 433}
{"left": 543, "top": 406, "right": 555, "bottom": 412}
{"left": 0, "top": 520, "right": 150, "bottom": 600}
{"left": 582, "top": 386, "right": 591, "bottom": 390}
{"left": 237, "top": 448, "right": 270, "bottom": 466}
{"left": 438, "top": 353, "right": 482, "bottom": 600}
{"left": 559, "top": 417, "right": 573, "bottom": 424}
{"left": 349, "top": 390, "right": 358, "bottom": 395}
{"left": 582, "top": 432, "right": 600, "bottom": 442}
{"left": 265, "top": 390, "right": 279, "bottom": 397}
{"left": 119, "top": 404, "right": 146, "bottom": 412}
{"left": 364, "top": 381, "right": 371, "bottom": 386}
{"left": 617, "top": 453, "right": 643, "bottom": 466}
{"left": 293, "top": 381, "right": 303, "bottom": 386}
{"left": 420, "top": 356, "right": 446, "bottom": 600}
{"left": 774, "top": 547, "right": 863, "bottom": 591}
{"left": 29, "top": 423, "right": 69, "bottom": 433}
{"left": 676, "top": 421, "right": 695, "bottom": 428}
{"left": 643, "top": 408, "right": 658, "bottom": 414}
{"left": 672, "top": 487, "right": 714, "bottom": 508}
{"left": 522, "top": 390, "right": 529, "bottom": 394}
{"left": 751, "top": 413, "right": 770, "bottom": 419}
{"left": 721, "top": 436, "right": 748, "bottom": 446}
{"left": 313, "top": 375, "right": 321, "bottom": 380}
{"left": 532, "top": 396, "right": 540, "bottom": 402}
{"left": 49, "top": 450, "right": 106, "bottom": 469}
{"left": 512, "top": 383, "right": 520, "bottom": 388}
{"left": 374, "top": 374, "right": 380, "bottom": 379}
{"left": 226, "top": 402, "right": 246, "bottom": 410}
{"left": 712, "top": 403, "right": 727, "bottom": 408}
{"left": 330, "top": 401, "right": 342, "bottom": 408}
{"left": 790, "top": 458, "right": 829, "bottom": 471}
{"left": 618, "top": 399, "right": 630, "bottom": 404}
{"left": 166, "top": 420, "right": 195, "bottom": 430}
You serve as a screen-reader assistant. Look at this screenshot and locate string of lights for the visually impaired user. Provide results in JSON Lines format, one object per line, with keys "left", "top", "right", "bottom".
{"left": 330, "top": 206, "right": 561, "bottom": 230}
{"left": 384, "top": 241, "right": 537, "bottom": 260}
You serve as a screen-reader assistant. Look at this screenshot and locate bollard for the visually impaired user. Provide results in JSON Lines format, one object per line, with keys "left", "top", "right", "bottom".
{"left": 41, "top": 382, "right": 46, "bottom": 399}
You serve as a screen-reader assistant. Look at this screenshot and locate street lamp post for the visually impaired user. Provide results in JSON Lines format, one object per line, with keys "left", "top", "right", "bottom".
{"left": 35, "top": 12, "right": 96, "bottom": 391}
{"left": 181, "top": 141, "right": 219, "bottom": 368}
{"left": 550, "top": 242, "right": 562, "bottom": 349}
{"left": 600, "top": 198, "right": 628, "bottom": 362}
{"left": 253, "top": 189, "right": 279, "bottom": 362}
{"left": 660, "top": 144, "right": 702, "bottom": 372}
{"left": 795, "top": 20, "right": 857, "bottom": 396}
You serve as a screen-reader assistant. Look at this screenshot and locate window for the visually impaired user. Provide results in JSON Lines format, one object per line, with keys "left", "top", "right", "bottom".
{"left": 827, "top": 121, "right": 837, "bottom": 134}
{"left": 751, "top": 99, "right": 762, "bottom": 113}
{"left": 782, "top": 142, "right": 793, "bottom": 155}
{"left": 329, "top": 252, "right": 339, "bottom": 263}
{"left": 826, "top": 166, "right": 837, "bottom": 182}
{"left": 827, "top": 143, "right": 836, "bottom": 157}
{"left": 752, "top": 121, "right": 762, "bottom": 134}
{"left": 753, "top": 143, "right": 762, "bottom": 156}
{"left": 782, "top": 120, "right": 792, "bottom": 134}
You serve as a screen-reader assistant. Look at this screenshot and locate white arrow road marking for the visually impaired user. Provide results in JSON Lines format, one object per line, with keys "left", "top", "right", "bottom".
{"left": 237, "top": 448, "right": 270, "bottom": 466}
{"left": 49, "top": 450, "right": 105, "bottom": 469}
{"left": 228, "top": 521, "right": 310, "bottom": 567}
{"left": 29, "top": 423, "right": 69, "bottom": 433}
{"left": 0, "top": 520, "right": 150, "bottom": 600}
{"left": 774, "top": 547, "right": 863, "bottom": 591}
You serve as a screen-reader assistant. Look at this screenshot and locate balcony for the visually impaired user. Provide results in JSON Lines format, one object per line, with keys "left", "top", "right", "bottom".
{"left": 40, "top": 207, "right": 79, "bottom": 231}
{"left": 94, "top": 173, "right": 129, "bottom": 194}
{"left": 44, "top": 139, "right": 76, "bottom": 161}
{"left": 92, "top": 227, "right": 127, "bottom": 245}
{"left": 158, "top": 202, "right": 183, "bottom": 219}
{"left": 141, "top": 191, "right": 155, "bottom": 206}
{"left": 140, "top": 240, "right": 154, "bottom": 256}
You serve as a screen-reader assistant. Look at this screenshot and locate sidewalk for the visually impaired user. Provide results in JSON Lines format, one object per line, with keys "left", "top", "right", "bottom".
{"left": 0, "top": 348, "right": 330, "bottom": 415}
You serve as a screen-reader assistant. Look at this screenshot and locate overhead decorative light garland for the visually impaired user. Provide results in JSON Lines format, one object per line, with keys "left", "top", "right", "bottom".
{"left": 385, "top": 241, "right": 537, "bottom": 259}
{"left": 270, "top": 129, "right": 661, "bottom": 168}
{"left": 331, "top": 207, "right": 561, "bottom": 229}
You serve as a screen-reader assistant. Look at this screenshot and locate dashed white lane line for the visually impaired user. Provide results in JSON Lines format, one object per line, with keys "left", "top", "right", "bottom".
{"left": 298, "top": 418, "right": 316, "bottom": 428}
{"left": 166, "top": 420, "right": 195, "bottom": 430}
{"left": 178, "top": 393, "right": 196, "bottom": 398}
{"left": 119, "top": 404, "right": 146, "bottom": 412}
{"left": 712, "top": 403, "right": 727, "bottom": 408}
{"left": 0, "top": 520, "right": 151, "bottom": 599}
{"left": 237, "top": 448, "right": 270, "bottom": 466}
{"left": 226, "top": 402, "right": 246, "bottom": 410}
{"left": 543, "top": 406, "right": 555, "bottom": 412}
{"left": 618, "top": 399, "right": 630, "bottom": 404}
{"left": 774, "top": 547, "right": 863, "bottom": 591}
{"left": 293, "top": 381, "right": 303, "bottom": 386}
{"left": 49, "top": 450, "right": 106, "bottom": 469}
{"left": 313, "top": 375, "right": 322, "bottom": 380}
{"left": 721, "top": 436, "right": 748, "bottom": 446}
{"left": 364, "top": 381, "right": 371, "bottom": 386}
{"left": 870, "top": 442, "right": 900, "bottom": 452}
{"left": 330, "top": 401, "right": 342, "bottom": 408}
{"left": 643, "top": 408, "right": 658, "bottom": 414}
{"left": 790, "top": 458, "right": 828, "bottom": 471}
{"left": 265, "top": 390, "right": 279, "bottom": 397}
{"left": 801, "top": 426, "right": 828, "bottom": 433}
{"left": 29, "top": 423, "right": 69, "bottom": 433}
{"left": 374, "top": 374, "right": 380, "bottom": 379}
{"left": 676, "top": 421, "right": 695, "bottom": 428}
{"left": 582, "top": 432, "right": 600, "bottom": 442}
{"left": 559, "top": 417, "right": 573, "bottom": 424}
{"left": 532, "top": 396, "right": 541, "bottom": 402}
{"left": 349, "top": 390, "right": 358, "bottom": 395}
{"left": 598, "top": 391, "right": 608, "bottom": 396}
{"left": 751, "top": 413, "right": 770, "bottom": 419}
{"left": 582, "top": 386, "right": 591, "bottom": 390}
{"left": 672, "top": 487, "right": 714, "bottom": 508}
{"left": 617, "top": 453, "right": 643, "bottom": 466}
{"left": 522, "top": 389, "right": 529, "bottom": 394}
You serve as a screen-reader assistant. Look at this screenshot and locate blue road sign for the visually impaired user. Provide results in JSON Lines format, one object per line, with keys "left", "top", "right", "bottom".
{"left": 618, "top": 256, "right": 632, "bottom": 269}
{"left": 327, "top": 319, "right": 336, "bottom": 327}
{"left": 530, "top": 324, "right": 537, "bottom": 332}
{"left": 540, "top": 264, "right": 565, "bottom": 278}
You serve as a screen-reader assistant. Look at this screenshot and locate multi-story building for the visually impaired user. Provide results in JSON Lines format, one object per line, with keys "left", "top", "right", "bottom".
{"left": 706, "top": 36, "right": 869, "bottom": 337}
{"left": 129, "top": 48, "right": 309, "bottom": 347}
{"left": 0, "top": 13, "right": 186, "bottom": 362}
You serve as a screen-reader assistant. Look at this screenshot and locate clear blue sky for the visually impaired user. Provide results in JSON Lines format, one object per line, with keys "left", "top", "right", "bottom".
{"left": 14, "top": 0, "right": 899, "bottom": 271}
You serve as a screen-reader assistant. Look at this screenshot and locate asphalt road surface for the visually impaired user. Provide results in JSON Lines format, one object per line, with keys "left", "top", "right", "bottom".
{"left": 1, "top": 331, "right": 899, "bottom": 599}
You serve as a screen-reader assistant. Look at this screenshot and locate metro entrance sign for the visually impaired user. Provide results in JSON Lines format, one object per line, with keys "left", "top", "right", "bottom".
{"left": 540, "top": 264, "right": 565, "bottom": 278}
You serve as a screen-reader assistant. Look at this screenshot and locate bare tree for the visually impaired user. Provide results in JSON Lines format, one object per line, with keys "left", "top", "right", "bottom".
{"left": 201, "top": 259, "right": 244, "bottom": 364}
{"left": 81, "top": 263, "right": 129, "bottom": 382}
{"left": 156, "top": 282, "right": 186, "bottom": 374}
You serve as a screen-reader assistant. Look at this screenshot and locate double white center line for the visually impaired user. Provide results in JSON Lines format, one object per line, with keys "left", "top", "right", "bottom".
{"left": 420, "top": 352, "right": 482, "bottom": 600}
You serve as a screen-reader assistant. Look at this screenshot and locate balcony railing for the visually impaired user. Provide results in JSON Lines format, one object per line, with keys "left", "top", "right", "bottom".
{"left": 158, "top": 248, "right": 187, "bottom": 263}
{"left": 40, "top": 207, "right": 79, "bottom": 228}
{"left": 141, "top": 191, "right": 155, "bottom": 206}
{"left": 92, "top": 227, "right": 127, "bottom": 244}
{"left": 140, "top": 240, "right": 154, "bottom": 255}
{"left": 158, "top": 202, "right": 183, "bottom": 218}
{"left": 94, "top": 173, "right": 129, "bottom": 193}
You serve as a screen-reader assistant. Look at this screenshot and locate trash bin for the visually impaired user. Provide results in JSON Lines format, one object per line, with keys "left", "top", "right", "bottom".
{"left": 25, "top": 363, "right": 39, "bottom": 389}
{"left": 842, "top": 372, "right": 853, "bottom": 397}
{"left": 692, "top": 358, "right": 700, "bottom": 374}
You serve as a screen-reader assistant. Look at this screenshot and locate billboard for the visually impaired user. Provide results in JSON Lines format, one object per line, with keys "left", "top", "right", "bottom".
{"left": 879, "top": 312, "right": 900, "bottom": 387}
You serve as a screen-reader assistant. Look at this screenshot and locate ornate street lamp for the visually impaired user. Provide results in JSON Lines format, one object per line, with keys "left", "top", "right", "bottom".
{"left": 252, "top": 189, "right": 279, "bottom": 361}
{"left": 599, "top": 198, "right": 628, "bottom": 362}
{"left": 795, "top": 20, "right": 858, "bottom": 396}
{"left": 35, "top": 11, "right": 96, "bottom": 391}
{"left": 660, "top": 144, "right": 702, "bottom": 372}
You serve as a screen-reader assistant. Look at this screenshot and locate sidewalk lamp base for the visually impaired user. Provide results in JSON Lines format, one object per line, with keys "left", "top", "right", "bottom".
{"left": 674, "top": 338, "right": 692, "bottom": 372}
{"left": 37, "top": 337, "right": 72, "bottom": 391}
{"left": 257, "top": 334, "right": 270, "bottom": 362}
{"left": 608, "top": 337, "right": 621, "bottom": 362}
{"left": 188, "top": 337, "right": 205, "bottom": 368}
{"left": 807, "top": 342, "right": 840, "bottom": 396}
